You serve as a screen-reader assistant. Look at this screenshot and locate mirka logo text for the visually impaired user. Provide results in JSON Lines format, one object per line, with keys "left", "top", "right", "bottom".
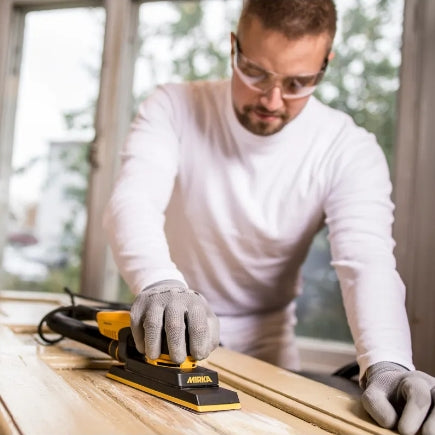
{"left": 186, "top": 375, "right": 213, "bottom": 384}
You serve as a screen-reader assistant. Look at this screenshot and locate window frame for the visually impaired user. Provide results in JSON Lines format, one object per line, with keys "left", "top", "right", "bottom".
{"left": 80, "top": 0, "right": 140, "bottom": 300}
{"left": 0, "top": 1, "right": 25, "bottom": 271}
{"left": 393, "top": 0, "right": 435, "bottom": 376}
{"left": 0, "top": 0, "right": 433, "bottom": 374}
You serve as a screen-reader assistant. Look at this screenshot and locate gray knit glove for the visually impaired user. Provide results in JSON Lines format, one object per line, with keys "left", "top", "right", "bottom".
{"left": 130, "top": 280, "right": 219, "bottom": 364}
{"left": 362, "top": 361, "right": 435, "bottom": 435}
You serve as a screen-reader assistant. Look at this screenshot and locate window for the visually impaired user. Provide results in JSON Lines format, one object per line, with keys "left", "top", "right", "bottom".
{"left": 1, "top": 7, "right": 105, "bottom": 292}
{"left": 134, "top": 1, "right": 241, "bottom": 100}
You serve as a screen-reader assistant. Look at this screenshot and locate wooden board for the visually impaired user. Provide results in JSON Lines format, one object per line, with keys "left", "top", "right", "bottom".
{"left": 0, "top": 291, "right": 395, "bottom": 435}
{"left": 207, "top": 349, "right": 393, "bottom": 435}
{"left": 0, "top": 290, "right": 66, "bottom": 332}
{"left": 0, "top": 327, "right": 327, "bottom": 435}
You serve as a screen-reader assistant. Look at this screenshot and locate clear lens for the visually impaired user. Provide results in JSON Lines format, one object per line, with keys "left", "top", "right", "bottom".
{"left": 234, "top": 45, "right": 324, "bottom": 100}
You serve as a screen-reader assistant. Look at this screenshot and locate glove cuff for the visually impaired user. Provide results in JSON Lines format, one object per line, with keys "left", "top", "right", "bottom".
{"left": 142, "top": 279, "right": 188, "bottom": 292}
{"left": 363, "top": 361, "right": 409, "bottom": 389}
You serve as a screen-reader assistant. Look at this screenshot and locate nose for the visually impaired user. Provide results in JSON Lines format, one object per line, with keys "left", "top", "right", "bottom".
{"left": 259, "top": 85, "right": 284, "bottom": 111}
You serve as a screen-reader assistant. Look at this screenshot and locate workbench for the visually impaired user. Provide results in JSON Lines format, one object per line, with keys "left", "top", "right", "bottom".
{"left": 0, "top": 290, "right": 395, "bottom": 435}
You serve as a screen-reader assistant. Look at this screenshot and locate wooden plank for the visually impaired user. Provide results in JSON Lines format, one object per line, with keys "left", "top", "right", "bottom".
{"left": 38, "top": 338, "right": 115, "bottom": 369}
{"left": 35, "top": 334, "right": 377, "bottom": 434}
{"left": 0, "top": 396, "right": 21, "bottom": 435}
{"left": 34, "top": 334, "right": 328, "bottom": 433}
{"left": 207, "top": 347, "right": 394, "bottom": 435}
{"left": 0, "top": 326, "right": 31, "bottom": 435}
{"left": 0, "top": 328, "right": 328, "bottom": 434}
{"left": 0, "top": 292, "right": 395, "bottom": 434}
{"left": 56, "top": 369, "right": 328, "bottom": 435}
{"left": 0, "top": 322, "right": 125, "bottom": 435}
{"left": 0, "top": 354, "right": 145, "bottom": 435}
{"left": 0, "top": 299, "right": 61, "bottom": 331}
{"left": 0, "top": 290, "right": 103, "bottom": 332}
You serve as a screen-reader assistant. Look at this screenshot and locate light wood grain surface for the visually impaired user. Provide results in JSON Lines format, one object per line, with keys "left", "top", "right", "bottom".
{"left": 0, "top": 290, "right": 395, "bottom": 435}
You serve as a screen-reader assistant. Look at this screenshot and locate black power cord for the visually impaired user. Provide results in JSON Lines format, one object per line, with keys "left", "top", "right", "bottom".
{"left": 37, "top": 287, "right": 131, "bottom": 345}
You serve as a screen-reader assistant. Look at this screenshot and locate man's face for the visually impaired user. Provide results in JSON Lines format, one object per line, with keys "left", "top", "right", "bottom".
{"left": 231, "top": 16, "right": 332, "bottom": 136}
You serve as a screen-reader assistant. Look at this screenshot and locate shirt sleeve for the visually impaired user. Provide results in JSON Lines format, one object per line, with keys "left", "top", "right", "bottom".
{"left": 103, "top": 86, "right": 187, "bottom": 294}
{"left": 324, "top": 126, "right": 414, "bottom": 378}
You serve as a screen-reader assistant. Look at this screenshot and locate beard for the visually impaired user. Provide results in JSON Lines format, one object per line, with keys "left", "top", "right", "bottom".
{"left": 233, "top": 104, "right": 291, "bottom": 136}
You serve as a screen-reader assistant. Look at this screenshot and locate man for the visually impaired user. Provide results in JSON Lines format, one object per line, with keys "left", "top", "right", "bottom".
{"left": 103, "top": 1, "right": 435, "bottom": 433}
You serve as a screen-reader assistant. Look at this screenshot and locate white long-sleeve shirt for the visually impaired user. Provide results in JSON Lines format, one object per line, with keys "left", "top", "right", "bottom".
{"left": 104, "top": 79, "right": 413, "bottom": 375}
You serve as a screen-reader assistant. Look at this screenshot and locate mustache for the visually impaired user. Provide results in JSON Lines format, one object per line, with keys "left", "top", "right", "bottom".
{"left": 245, "top": 105, "right": 285, "bottom": 118}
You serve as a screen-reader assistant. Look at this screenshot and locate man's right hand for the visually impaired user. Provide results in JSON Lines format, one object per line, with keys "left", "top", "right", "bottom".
{"left": 130, "top": 280, "right": 219, "bottom": 364}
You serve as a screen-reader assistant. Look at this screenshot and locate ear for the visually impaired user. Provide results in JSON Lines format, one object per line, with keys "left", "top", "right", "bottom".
{"left": 230, "top": 32, "right": 236, "bottom": 56}
{"left": 230, "top": 32, "right": 236, "bottom": 71}
{"left": 328, "top": 51, "right": 335, "bottom": 61}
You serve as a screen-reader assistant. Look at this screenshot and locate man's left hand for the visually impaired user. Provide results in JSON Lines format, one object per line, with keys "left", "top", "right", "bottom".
{"left": 362, "top": 361, "right": 435, "bottom": 435}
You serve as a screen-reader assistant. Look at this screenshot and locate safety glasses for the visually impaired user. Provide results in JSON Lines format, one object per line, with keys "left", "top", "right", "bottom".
{"left": 232, "top": 34, "right": 328, "bottom": 100}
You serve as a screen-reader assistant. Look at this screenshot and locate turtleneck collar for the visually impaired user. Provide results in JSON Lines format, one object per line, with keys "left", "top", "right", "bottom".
{"left": 223, "top": 80, "right": 314, "bottom": 154}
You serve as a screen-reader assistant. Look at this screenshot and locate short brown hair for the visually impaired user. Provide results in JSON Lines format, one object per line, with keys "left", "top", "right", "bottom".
{"left": 238, "top": 0, "right": 337, "bottom": 47}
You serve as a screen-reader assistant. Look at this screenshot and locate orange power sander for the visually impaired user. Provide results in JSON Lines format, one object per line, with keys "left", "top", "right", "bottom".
{"left": 38, "top": 303, "right": 241, "bottom": 412}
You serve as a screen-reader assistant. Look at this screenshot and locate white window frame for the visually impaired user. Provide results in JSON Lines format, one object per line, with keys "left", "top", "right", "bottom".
{"left": 80, "top": 0, "right": 139, "bottom": 300}
{"left": 0, "top": 0, "right": 433, "bottom": 374}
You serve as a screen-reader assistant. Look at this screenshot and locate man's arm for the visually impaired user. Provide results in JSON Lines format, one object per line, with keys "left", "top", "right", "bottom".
{"left": 103, "top": 86, "right": 185, "bottom": 293}
{"left": 324, "top": 129, "right": 413, "bottom": 376}
{"left": 103, "top": 85, "right": 219, "bottom": 363}
{"left": 324, "top": 126, "right": 435, "bottom": 434}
